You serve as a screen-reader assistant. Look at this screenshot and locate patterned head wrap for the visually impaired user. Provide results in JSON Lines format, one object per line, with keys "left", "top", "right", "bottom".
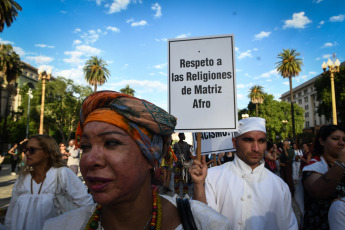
{"left": 76, "top": 90, "right": 177, "bottom": 168}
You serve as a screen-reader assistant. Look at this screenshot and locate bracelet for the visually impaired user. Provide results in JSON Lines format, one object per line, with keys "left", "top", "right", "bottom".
{"left": 334, "top": 160, "right": 345, "bottom": 171}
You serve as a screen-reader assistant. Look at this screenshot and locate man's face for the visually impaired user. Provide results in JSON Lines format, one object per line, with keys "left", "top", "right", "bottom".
{"left": 232, "top": 131, "right": 267, "bottom": 169}
{"left": 69, "top": 140, "right": 75, "bottom": 147}
{"left": 283, "top": 141, "right": 290, "bottom": 149}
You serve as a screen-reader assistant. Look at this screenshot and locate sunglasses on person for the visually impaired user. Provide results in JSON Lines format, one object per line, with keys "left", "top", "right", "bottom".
{"left": 23, "top": 147, "right": 43, "bottom": 155}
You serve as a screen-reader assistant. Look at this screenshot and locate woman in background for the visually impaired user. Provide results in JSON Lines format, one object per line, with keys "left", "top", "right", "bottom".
{"left": 5, "top": 135, "right": 93, "bottom": 230}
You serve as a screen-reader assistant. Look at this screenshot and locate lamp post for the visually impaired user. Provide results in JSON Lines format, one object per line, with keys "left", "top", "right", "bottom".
{"left": 38, "top": 66, "right": 52, "bottom": 134}
{"left": 242, "top": 114, "right": 249, "bottom": 119}
{"left": 26, "top": 88, "right": 33, "bottom": 138}
{"left": 282, "top": 120, "right": 288, "bottom": 141}
{"left": 322, "top": 58, "right": 340, "bottom": 125}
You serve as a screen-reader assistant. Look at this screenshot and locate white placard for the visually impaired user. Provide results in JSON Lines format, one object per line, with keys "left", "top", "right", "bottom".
{"left": 192, "top": 132, "right": 235, "bottom": 155}
{"left": 168, "top": 35, "right": 238, "bottom": 132}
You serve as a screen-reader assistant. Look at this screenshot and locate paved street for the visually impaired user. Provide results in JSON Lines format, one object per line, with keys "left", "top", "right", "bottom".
{"left": 0, "top": 164, "right": 301, "bottom": 226}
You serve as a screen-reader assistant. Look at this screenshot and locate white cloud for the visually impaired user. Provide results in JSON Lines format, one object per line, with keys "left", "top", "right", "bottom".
{"left": 80, "top": 29, "right": 107, "bottom": 44}
{"left": 0, "top": 38, "right": 14, "bottom": 44}
{"left": 106, "top": 26, "right": 120, "bottom": 32}
{"left": 103, "top": 79, "right": 167, "bottom": 91}
{"left": 237, "top": 83, "right": 253, "bottom": 89}
{"left": 107, "top": 0, "right": 130, "bottom": 14}
{"left": 238, "top": 50, "right": 252, "bottom": 59}
{"left": 176, "top": 33, "right": 191, "bottom": 38}
{"left": 155, "top": 38, "right": 167, "bottom": 42}
{"left": 283, "top": 12, "right": 312, "bottom": 29}
{"left": 321, "top": 42, "right": 337, "bottom": 48}
{"left": 56, "top": 66, "right": 85, "bottom": 85}
{"left": 153, "top": 63, "right": 166, "bottom": 69}
{"left": 73, "top": 39, "right": 82, "bottom": 45}
{"left": 283, "top": 81, "right": 289, "bottom": 86}
{"left": 26, "top": 56, "right": 54, "bottom": 64}
{"left": 309, "top": 72, "right": 317, "bottom": 75}
{"left": 330, "top": 14, "right": 345, "bottom": 22}
{"left": 313, "top": 0, "right": 323, "bottom": 3}
{"left": 322, "top": 54, "right": 332, "bottom": 59}
{"left": 60, "top": 11, "right": 67, "bottom": 14}
{"left": 317, "top": 20, "right": 325, "bottom": 28}
{"left": 74, "top": 28, "right": 81, "bottom": 33}
{"left": 130, "top": 20, "right": 147, "bottom": 27}
{"left": 95, "top": 0, "right": 103, "bottom": 6}
{"left": 63, "top": 51, "right": 84, "bottom": 66}
{"left": 35, "top": 44, "right": 55, "bottom": 48}
{"left": 158, "top": 72, "right": 166, "bottom": 76}
{"left": 253, "top": 31, "right": 271, "bottom": 40}
{"left": 13, "top": 47, "right": 25, "bottom": 56}
{"left": 151, "top": 3, "right": 162, "bottom": 19}
{"left": 76, "top": 45, "right": 102, "bottom": 56}
{"left": 237, "top": 93, "right": 244, "bottom": 100}
{"left": 260, "top": 69, "right": 278, "bottom": 78}
{"left": 63, "top": 45, "right": 102, "bottom": 66}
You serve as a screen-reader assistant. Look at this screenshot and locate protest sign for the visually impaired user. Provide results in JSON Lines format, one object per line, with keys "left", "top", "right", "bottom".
{"left": 192, "top": 132, "right": 235, "bottom": 155}
{"left": 168, "top": 35, "right": 238, "bottom": 132}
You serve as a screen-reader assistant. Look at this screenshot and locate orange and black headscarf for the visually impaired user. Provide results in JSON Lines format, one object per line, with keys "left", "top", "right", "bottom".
{"left": 76, "top": 91, "right": 177, "bottom": 168}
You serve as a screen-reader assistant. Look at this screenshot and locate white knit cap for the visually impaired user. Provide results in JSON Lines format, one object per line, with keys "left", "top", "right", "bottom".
{"left": 235, "top": 117, "right": 266, "bottom": 137}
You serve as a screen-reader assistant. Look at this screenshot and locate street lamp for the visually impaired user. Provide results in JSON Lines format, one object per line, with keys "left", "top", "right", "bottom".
{"left": 26, "top": 88, "right": 33, "bottom": 138}
{"left": 38, "top": 66, "right": 52, "bottom": 134}
{"left": 322, "top": 58, "right": 340, "bottom": 125}
{"left": 242, "top": 114, "right": 249, "bottom": 119}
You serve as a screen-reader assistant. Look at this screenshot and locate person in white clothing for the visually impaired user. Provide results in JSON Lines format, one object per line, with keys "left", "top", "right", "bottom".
{"left": 328, "top": 197, "right": 345, "bottom": 230}
{"left": 5, "top": 135, "right": 93, "bottom": 230}
{"left": 67, "top": 139, "right": 80, "bottom": 175}
{"left": 292, "top": 143, "right": 303, "bottom": 181}
{"left": 190, "top": 117, "right": 298, "bottom": 230}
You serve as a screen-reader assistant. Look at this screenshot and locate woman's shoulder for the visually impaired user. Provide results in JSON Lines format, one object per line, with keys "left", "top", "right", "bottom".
{"left": 161, "top": 195, "right": 230, "bottom": 230}
{"left": 43, "top": 203, "right": 96, "bottom": 230}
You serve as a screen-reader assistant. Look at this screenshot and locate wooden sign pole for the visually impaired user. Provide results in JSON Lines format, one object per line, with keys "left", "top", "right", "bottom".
{"left": 197, "top": 132, "right": 201, "bottom": 161}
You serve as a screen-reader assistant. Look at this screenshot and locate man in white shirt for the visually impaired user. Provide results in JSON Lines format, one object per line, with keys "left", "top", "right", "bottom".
{"left": 67, "top": 139, "right": 80, "bottom": 175}
{"left": 189, "top": 117, "right": 298, "bottom": 230}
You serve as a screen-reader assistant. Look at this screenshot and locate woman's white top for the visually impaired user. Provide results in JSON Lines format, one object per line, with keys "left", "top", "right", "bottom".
{"left": 5, "top": 167, "right": 94, "bottom": 230}
{"left": 43, "top": 194, "right": 231, "bottom": 230}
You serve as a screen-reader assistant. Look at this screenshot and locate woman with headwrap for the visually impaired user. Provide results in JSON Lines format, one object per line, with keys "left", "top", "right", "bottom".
{"left": 44, "top": 91, "right": 230, "bottom": 230}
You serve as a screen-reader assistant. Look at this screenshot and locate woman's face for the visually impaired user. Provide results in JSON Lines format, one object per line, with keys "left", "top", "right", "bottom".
{"left": 321, "top": 130, "right": 345, "bottom": 158}
{"left": 25, "top": 138, "right": 49, "bottom": 167}
{"left": 302, "top": 144, "right": 309, "bottom": 152}
{"left": 59, "top": 144, "right": 66, "bottom": 151}
{"left": 80, "top": 121, "right": 152, "bottom": 205}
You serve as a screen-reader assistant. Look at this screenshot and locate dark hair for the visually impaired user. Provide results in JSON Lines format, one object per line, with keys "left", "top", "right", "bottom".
{"left": 267, "top": 142, "right": 273, "bottom": 151}
{"left": 312, "top": 124, "right": 345, "bottom": 156}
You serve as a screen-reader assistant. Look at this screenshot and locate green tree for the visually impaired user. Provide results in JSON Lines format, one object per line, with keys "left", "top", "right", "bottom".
{"left": 314, "top": 64, "right": 345, "bottom": 124}
{"left": 246, "top": 93, "right": 305, "bottom": 142}
{"left": 0, "top": 0, "right": 22, "bottom": 32}
{"left": 83, "top": 56, "right": 110, "bottom": 92}
{"left": 19, "top": 77, "right": 93, "bottom": 143}
{"left": 0, "top": 43, "right": 22, "bottom": 140}
{"left": 248, "top": 85, "right": 264, "bottom": 116}
{"left": 276, "top": 48, "right": 303, "bottom": 143}
{"left": 120, "top": 84, "right": 135, "bottom": 96}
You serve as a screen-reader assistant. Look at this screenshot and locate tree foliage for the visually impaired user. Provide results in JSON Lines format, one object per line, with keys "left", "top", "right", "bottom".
{"left": 248, "top": 85, "right": 264, "bottom": 116}
{"left": 17, "top": 77, "right": 93, "bottom": 144}
{"left": 120, "top": 84, "right": 135, "bottom": 96}
{"left": 247, "top": 93, "right": 305, "bottom": 143}
{"left": 83, "top": 56, "right": 110, "bottom": 92}
{"left": 314, "top": 65, "right": 345, "bottom": 124}
{"left": 0, "top": 0, "right": 22, "bottom": 32}
{"left": 0, "top": 43, "right": 22, "bottom": 139}
{"left": 276, "top": 48, "right": 303, "bottom": 142}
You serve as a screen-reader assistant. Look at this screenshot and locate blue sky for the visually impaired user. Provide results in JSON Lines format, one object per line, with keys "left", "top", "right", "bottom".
{"left": 1, "top": 0, "right": 344, "bottom": 111}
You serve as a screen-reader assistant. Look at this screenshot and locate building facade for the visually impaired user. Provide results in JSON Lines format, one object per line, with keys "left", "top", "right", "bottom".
{"left": 0, "top": 62, "right": 39, "bottom": 118}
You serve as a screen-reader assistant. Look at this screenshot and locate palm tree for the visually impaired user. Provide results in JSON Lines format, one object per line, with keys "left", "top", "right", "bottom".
{"left": 0, "top": 0, "right": 22, "bottom": 32}
{"left": 248, "top": 85, "right": 264, "bottom": 116}
{"left": 83, "top": 56, "right": 110, "bottom": 92}
{"left": 276, "top": 48, "right": 303, "bottom": 143}
{"left": 0, "top": 43, "right": 22, "bottom": 137}
{"left": 120, "top": 84, "right": 135, "bottom": 96}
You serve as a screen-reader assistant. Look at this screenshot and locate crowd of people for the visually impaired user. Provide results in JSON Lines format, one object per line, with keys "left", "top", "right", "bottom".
{"left": 1, "top": 89, "right": 344, "bottom": 230}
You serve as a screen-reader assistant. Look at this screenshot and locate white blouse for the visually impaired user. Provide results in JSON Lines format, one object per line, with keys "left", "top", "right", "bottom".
{"left": 43, "top": 194, "right": 231, "bottom": 230}
{"left": 5, "top": 167, "right": 94, "bottom": 230}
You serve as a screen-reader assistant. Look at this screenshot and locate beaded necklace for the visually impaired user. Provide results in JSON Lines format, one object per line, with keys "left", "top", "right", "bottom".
{"left": 85, "top": 186, "right": 162, "bottom": 230}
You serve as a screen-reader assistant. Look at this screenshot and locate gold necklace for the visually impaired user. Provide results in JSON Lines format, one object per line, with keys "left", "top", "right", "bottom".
{"left": 30, "top": 176, "right": 46, "bottom": 194}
